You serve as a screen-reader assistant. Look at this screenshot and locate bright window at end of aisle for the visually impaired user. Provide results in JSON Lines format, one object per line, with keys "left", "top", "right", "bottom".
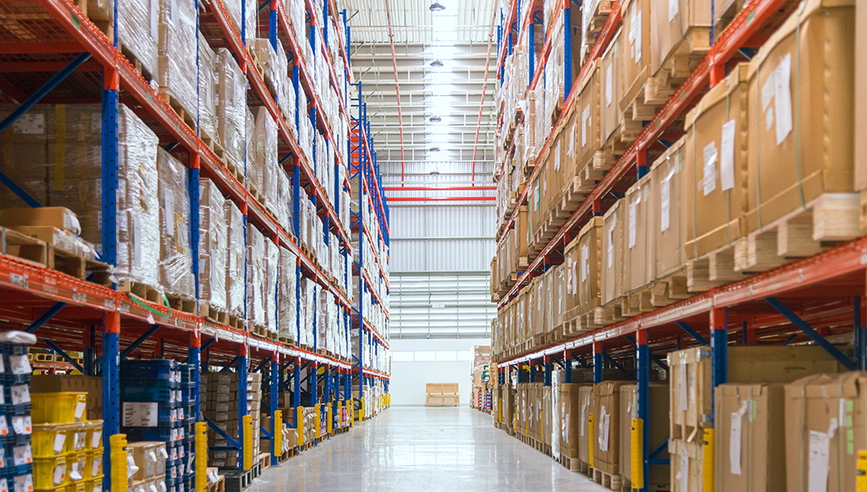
{"left": 392, "top": 352, "right": 414, "bottom": 362}
{"left": 435, "top": 351, "right": 457, "bottom": 362}
{"left": 457, "top": 351, "right": 472, "bottom": 361}
{"left": 415, "top": 351, "right": 436, "bottom": 361}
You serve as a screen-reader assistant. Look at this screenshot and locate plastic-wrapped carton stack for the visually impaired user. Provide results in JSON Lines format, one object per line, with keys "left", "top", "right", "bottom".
{"left": 201, "top": 371, "right": 262, "bottom": 467}
{"left": 157, "top": 0, "right": 196, "bottom": 118}
{"left": 199, "top": 179, "right": 228, "bottom": 317}
{"left": 157, "top": 149, "right": 195, "bottom": 300}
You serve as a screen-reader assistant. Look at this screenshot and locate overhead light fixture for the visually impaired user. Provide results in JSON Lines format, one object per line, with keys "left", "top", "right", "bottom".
{"left": 430, "top": 59, "right": 444, "bottom": 68}
{"left": 429, "top": 147, "right": 441, "bottom": 152}
{"left": 429, "top": 116, "right": 442, "bottom": 123}
{"left": 429, "top": 1, "right": 445, "bottom": 12}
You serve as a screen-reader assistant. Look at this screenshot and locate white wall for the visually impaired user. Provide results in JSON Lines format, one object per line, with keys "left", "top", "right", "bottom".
{"left": 389, "top": 338, "right": 490, "bottom": 406}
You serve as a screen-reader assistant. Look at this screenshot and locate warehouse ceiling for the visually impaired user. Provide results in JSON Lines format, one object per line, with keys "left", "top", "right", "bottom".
{"left": 344, "top": 0, "right": 498, "bottom": 164}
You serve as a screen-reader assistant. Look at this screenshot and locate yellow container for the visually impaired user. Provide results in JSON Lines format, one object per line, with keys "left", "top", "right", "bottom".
{"left": 32, "top": 393, "right": 84, "bottom": 424}
{"left": 82, "top": 421, "right": 103, "bottom": 451}
{"left": 84, "top": 451, "right": 102, "bottom": 479}
{"left": 66, "top": 480, "right": 86, "bottom": 492}
{"left": 84, "top": 476, "right": 102, "bottom": 492}
{"left": 33, "top": 423, "right": 80, "bottom": 458}
{"left": 33, "top": 487, "right": 66, "bottom": 492}
{"left": 68, "top": 425, "right": 88, "bottom": 453}
{"left": 34, "top": 455, "right": 70, "bottom": 488}
{"left": 66, "top": 453, "right": 86, "bottom": 483}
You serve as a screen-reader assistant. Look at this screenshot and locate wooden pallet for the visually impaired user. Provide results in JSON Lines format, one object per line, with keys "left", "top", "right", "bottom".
{"left": 117, "top": 41, "right": 154, "bottom": 82}
{"left": 248, "top": 184, "right": 266, "bottom": 206}
{"left": 593, "top": 468, "right": 623, "bottom": 491}
{"left": 736, "top": 193, "right": 861, "bottom": 273}
{"left": 201, "top": 302, "right": 231, "bottom": 326}
{"left": 651, "top": 27, "right": 712, "bottom": 96}
{"left": 713, "top": 0, "right": 746, "bottom": 42}
{"left": 224, "top": 155, "right": 246, "bottom": 186}
{"left": 0, "top": 228, "right": 112, "bottom": 286}
{"left": 74, "top": 0, "right": 112, "bottom": 36}
{"left": 165, "top": 292, "right": 197, "bottom": 315}
{"left": 219, "top": 468, "right": 251, "bottom": 492}
{"left": 257, "top": 451, "right": 271, "bottom": 470}
{"left": 158, "top": 89, "right": 197, "bottom": 133}
{"left": 594, "top": 301, "right": 627, "bottom": 326}
{"left": 117, "top": 279, "right": 162, "bottom": 303}
{"left": 620, "top": 478, "right": 670, "bottom": 492}
{"left": 583, "top": 0, "right": 614, "bottom": 43}
{"left": 205, "top": 468, "right": 225, "bottom": 492}
{"left": 252, "top": 324, "right": 268, "bottom": 338}
{"left": 559, "top": 454, "right": 582, "bottom": 473}
{"left": 278, "top": 447, "right": 297, "bottom": 462}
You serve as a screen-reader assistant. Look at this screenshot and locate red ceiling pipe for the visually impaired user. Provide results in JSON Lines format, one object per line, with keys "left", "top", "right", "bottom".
{"left": 470, "top": 6, "right": 499, "bottom": 184}
{"left": 383, "top": 186, "right": 496, "bottom": 191}
{"left": 383, "top": 0, "right": 407, "bottom": 185}
{"left": 386, "top": 196, "right": 496, "bottom": 202}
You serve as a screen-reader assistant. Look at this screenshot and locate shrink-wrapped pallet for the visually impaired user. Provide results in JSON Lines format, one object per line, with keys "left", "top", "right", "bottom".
{"left": 223, "top": 0, "right": 256, "bottom": 48}
{"left": 301, "top": 277, "right": 316, "bottom": 347}
{"left": 216, "top": 48, "right": 246, "bottom": 166}
{"left": 117, "top": 105, "right": 160, "bottom": 290}
{"left": 225, "top": 200, "right": 245, "bottom": 317}
{"left": 118, "top": 0, "right": 158, "bottom": 78}
{"left": 247, "top": 224, "right": 266, "bottom": 329}
{"left": 198, "top": 34, "right": 218, "bottom": 145}
{"left": 264, "top": 238, "right": 278, "bottom": 337}
{"left": 278, "top": 246, "right": 297, "bottom": 342}
{"left": 158, "top": 0, "right": 196, "bottom": 117}
{"left": 199, "top": 178, "right": 227, "bottom": 312}
{"left": 157, "top": 148, "right": 194, "bottom": 298}
{"left": 253, "top": 106, "right": 278, "bottom": 211}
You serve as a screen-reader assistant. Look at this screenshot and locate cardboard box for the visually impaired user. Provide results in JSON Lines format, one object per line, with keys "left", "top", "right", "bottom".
{"left": 682, "top": 63, "right": 750, "bottom": 259}
{"left": 620, "top": 0, "right": 653, "bottom": 109}
{"left": 129, "top": 442, "right": 165, "bottom": 481}
{"left": 600, "top": 28, "right": 625, "bottom": 148}
{"left": 670, "top": 439, "right": 706, "bottom": 492}
{"left": 669, "top": 345, "right": 845, "bottom": 441}
{"left": 857, "top": 0, "right": 867, "bottom": 194}
{"left": 602, "top": 200, "right": 625, "bottom": 306}
{"left": 714, "top": 383, "right": 786, "bottom": 492}
{"left": 560, "top": 383, "right": 589, "bottom": 459}
{"left": 649, "top": 137, "right": 687, "bottom": 280}
{"left": 577, "top": 60, "right": 601, "bottom": 179}
{"left": 785, "top": 372, "right": 867, "bottom": 492}
{"left": 623, "top": 175, "right": 653, "bottom": 293}
{"left": 593, "top": 381, "right": 630, "bottom": 474}
{"left": 577, "top": 217, "right": 603, "bottom": 314}
{"left": 650, "top": 0, "right": 711, "bottom": 78}
{"left": 745, "top": 0, "right": 856, "bottom": 236}
{"left": 1, "top": 207, "right": 80, "bottom": 235}
{"left": 620, "top": 383, "right": 670, "bottom": 489}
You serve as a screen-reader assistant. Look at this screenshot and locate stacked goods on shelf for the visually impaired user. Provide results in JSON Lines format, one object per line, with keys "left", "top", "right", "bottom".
{"left": 118, "top": 360, "right": 196, "bottom": 492}
{"left": 224, "top": 201, "right": 246, "bottom": 322}
{"left": 198, "top": 33, "right": 218, "bottom": 146}
{"left": 558, "top": 383, "right": 589, "bottom": 471}
{"left": 157, "top": 0, "right": 196, "bottom": 121}
{"left": 201, "top": 371, "right": 262, "bottom": 468}
{"left": 668, "top": 346, "right": 845, "bottom": 492}
{"left": 128, "top": 441, "right": 167, "bottom": 492}
{"left": 215, "top": 48, "right": 246, "bottom": 177}
{"left": 425, "top": 384, "right": 459, "bottom": 407}
{"left": 618, "top": 383, "right": 670, "bottom": 491}
{"left": 592, "top": 381, "right": 629, "bottom": 487}
{"left": 0, "top": 335, "right": 35, "bottom": 492}
{"left": 471, "top": 346, "right": 491, "bottom": 410}
{"left": 158, "top": 149, "right": 195, "bottom": 304}
{"left": 199, "top": 179, "right": 228, "bottom": 320}
{"left": 0, "top": 207, "right": 99, "bottom": 263}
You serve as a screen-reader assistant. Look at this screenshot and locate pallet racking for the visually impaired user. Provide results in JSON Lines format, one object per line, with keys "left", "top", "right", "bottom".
{"left": 0, "top": 0, "right": 390, "bottom": 488}
{"left": 493, "top": 0, "right": 866, "bottom": 490}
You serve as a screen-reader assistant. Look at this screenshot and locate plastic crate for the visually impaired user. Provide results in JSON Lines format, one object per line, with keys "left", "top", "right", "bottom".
{"left": 120, "top": 359, "right": 177, "bottom": 381}
{"left": 82, "top": 421, "right": 102, "bottom": 451}
{"left": 32, "top": 393, "right": 85, "bottom": 424}
{"left": 120, "top": 423, "right": 184, "bottom": 443}
{"left": 84, "top": 450, "right": 101, "bottom": 479}
{"left": 66, "top": 452, "right": 86, "bottom": 483}
{"left": 84, "top": 475, "right": 102, "bottom": 492}
{"left": 120, "top": 381, "right": 177, "bottom": 403}
{"left": 33, "top": 423, "right": 84, "bottom": 457}
{"left": 34, "top": 455, "right": 68, "bottom": 488}
{"left": 67, "top": 478, "right": 86, "bottom": 492}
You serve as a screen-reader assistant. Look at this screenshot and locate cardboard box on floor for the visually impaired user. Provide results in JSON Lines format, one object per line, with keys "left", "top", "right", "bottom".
{"left": 668, "top": 345, "right": 845, "bottom": 442}
{"left": 578, "top": 385, "right": 594, "bottom": 466}
{"left": 593, "top": 381, "right": 631, "bottom": 475}
{"left": 670, "top": 438, "right": 705, "bottom": 492}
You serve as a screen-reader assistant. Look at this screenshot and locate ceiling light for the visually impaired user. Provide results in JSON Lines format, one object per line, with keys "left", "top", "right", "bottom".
{"left": 429, "top": 147, "right": 441, "bottom": 152}
{"left": 430, "top": 59, "right": 444, "bottom": 68}
{"left": 429, "top": 2, "right": 446, "bottom": 12}
{"left": 429, "top": 116, "right": 442, "bottom": 123}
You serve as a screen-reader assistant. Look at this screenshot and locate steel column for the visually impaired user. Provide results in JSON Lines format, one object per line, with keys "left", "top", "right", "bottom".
{"left": 637, "top": 330, "right": 650, "bottom": 492}
{"left": 593, "top": 341, "right": 603, "bottom": 384}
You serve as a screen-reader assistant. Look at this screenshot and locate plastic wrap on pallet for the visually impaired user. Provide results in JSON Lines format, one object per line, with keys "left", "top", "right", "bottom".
{"left": 299, "top": 191, "right": 309, "bottom": 249}
{"left": 117, "top": 104, "right": 160, "bottom": 290}
{"left": 158, "top": 0, "right": 196, "bottom": 119}
{"left": 216, "top": 48, "right": 246, "bottom": 165}
{"left": 278, "top": 246, "right": 297, "bottom": 342}
{"left": 157, "top": 148, "right": 195, "bottom": 298}
{"left": 222, "top": 0, "right": 255, "bottom": 47}
{"left": 300, "top": 277, "right": 315, "bottom": 347}
{"left": 255, "top": 106, "right": 278, "bottom": 214}
{"left": 0, "top": 104, "right": 103, "bottom": 245}
{"left": 224, "top": 199, "right": 245, "bottom": 317}
{"left": 199, "top": 178, "right": 227, "bottom": 312}
{"left": 264, "top": 238, "right": 279, "bottom": 337}
{"left": 118, "top": 0, "right": 158, "bottom": 78}
{"left": 276, "top": 167, "right": 292, "bottom": 231}
{"left": 247, "top": 224, "right": 266, "bottom": 328}
{"left": 246, "top": 106, "right": 259, "bottom": 192}
{"left": 318, "top": 289, "right": 329, "bottom": 352}
{"left": 198, "top": 34, "right": 218, "bottom": 146}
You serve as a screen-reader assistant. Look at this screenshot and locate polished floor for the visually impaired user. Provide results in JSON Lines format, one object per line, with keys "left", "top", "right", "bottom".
{"left": 252, "top": 406, "right": 608, "bottom": 491}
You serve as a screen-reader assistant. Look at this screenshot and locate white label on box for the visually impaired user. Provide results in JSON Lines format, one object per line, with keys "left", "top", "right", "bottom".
{"left": 628, "top": 199, "right": 637, "bottom": 249}
{"left": 774, "top": 53, "right": 793, "bottom": 145}
{"left": 581, "top": 105, "right": 590, "bottom": 147}
{"left": 720, "top": 119, "right": 736, "bottom": 191}
{"left": 634, "top": 10, "right": 642, "bottom": 60}
{"left": 165, "top": 189, "right": 175, "bottom": 238}
{"left": 13, "top": 114, "right": 44, "bottom": 134}
{"left": 53, "top": 463, "right": 66, "bottom": 485}
{"left": 13, "top": 474, "right": 30, "bottom": 492}
{"left": 606, "top": 64, "right": 613, "bottom": 107}
{"left": 600, "top": 412, "right": 610, "bottom": 452}
{"left": 669, "top": 0, "right": 679, "bottom": 21}
{"left": 53, "top": 433, "right": 66, "bottom": 454}
{"left": 74, "top": 401, "right": 86, "bottom": 421}
{"left": 9, "top": 355, "right": 29, "bottom": 375}
{"left": 569, "top": 124, "right": 576, "bottom": 157}
{"left": 11, "top": 416, "right": 30, "bottom": 435}
{"left": 660, "top": 172, "right": 672, "bottom": 232}
{"left": 581, "top": 245, "right": 589, "bottom": 282}
{"left": 762, "top": 76, "right": 774, "bottom": 111}
{"left": 572, "top": 260, "right": 578, "bottom": 294}
{"left": 555, "top": 141, "right": 561, "bottom": 171}
{"left": 607, "top": 222, "right": 615, "bottom": 269}
{"left": 0, "top": 478, "right": 7, "bottom": 492}
{"left": 808, "top": 430, "right": 830, "bottom": 492}
{"left": 92, "top": 457, "right": 101, "bottom": 476}
{"left": 91, "top": 113, "right": 101, "bottom": 133}
{"left": 730, "top": 401, "right": 749, "bottom": 476}
{"left": 0, "top": 416, "right": 8, "bottom": 437}
{"left": 703, "top": 141, "right": 718, "bottom": 196}
{"left": 10, "top": 385, "right": 29, "bottom": 405}
{"left": 680, "top": 363, "right": 688, "bottom": 409}
{"left": 122, "top": 402, "right": 158, "bottom": 427}
{"left": 74, "top": 431, "right": 85, "bottom": 451}
{"left": 92, "top": 430, "right": 101, "bottom": 449}
{"left": 766, "top": 107, "right": 775, "bottom": 132}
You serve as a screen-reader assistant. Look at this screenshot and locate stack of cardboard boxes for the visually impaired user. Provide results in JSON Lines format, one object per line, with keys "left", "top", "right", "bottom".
{"left": 426, "top": 383, "right": 459, "bottom": 407}
{"left": 201, "top": 372, "right": 262, "bottom": 468}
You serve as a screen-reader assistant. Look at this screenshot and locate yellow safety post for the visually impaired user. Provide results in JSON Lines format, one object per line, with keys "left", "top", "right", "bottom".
{"left": 336, "top": 401, "right": 342, "bottom": 430}
{"left": 498, "top": 397, "right": 502, "bottom": 423}
{"left": 349, "top": 399, "right": 354, "bottom": 427}
{"left": 857, "top": 450, "right": 867, "bottom": 492}
{"left": 242, "top": 415, "right": 253, "bottom": 470}
{"left": 359, "top": 397, "right": 365, "bottom": 421}
{"left": 314, "top": 406, "right": 321, "bottom": 440}
{"left": 631, "top": 418, "right": 644, "bottom": 489}
{"left": 702, "top": 428, "right": 715, "bottom": 492}
{"left": 195, "top": 423, "right": 207, "bottom": 492}
{"left": 273, "top": 410, "right": 282, "bottom": 459}
{"left": 110, "top": 434, "right": 128, "bottom": 492}
{"left": 326, "top": 403, "right": 333, "bottom": 435}
{"left": 588, "top": 412, "right": 594, "bottom": 469}
{"left": 296, "top": 407, "right": 304, "bottom": 447}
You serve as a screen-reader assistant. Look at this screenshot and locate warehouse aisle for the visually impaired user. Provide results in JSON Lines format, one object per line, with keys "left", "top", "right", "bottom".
{"left": 252, "top": 407, "right": 607, "bottom": 491}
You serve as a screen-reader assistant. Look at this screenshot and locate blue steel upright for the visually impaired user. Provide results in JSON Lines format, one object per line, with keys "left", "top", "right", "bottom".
{"left": 238, "top": 345, "right": 248, "bottom": 470}
{"left": 636, "top": 331, "right": 650, "bottom": 492}
{"left": 270, "top": 353, "right": 279, "bottom": 465}
{"left": 593, "top": 341, "right": 603, "bottom": 384}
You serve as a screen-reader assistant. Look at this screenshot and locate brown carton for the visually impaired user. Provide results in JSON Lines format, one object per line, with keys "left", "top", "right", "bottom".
{"left": 577, "top": 216, "right": 603, "bottom": 314}
{"left": 593, "top": 381, "right": 630, "bottom": 475}
{"left": 745, "top": 0, "right": 857, "bottom": 238}
{"left": 650, "top": 0, "right": 711, "bottom": 78}
{"left": 714, "top": 383, "right": 786, "bottom": 492}
{"left": 649, "top": 137, "right": 687, "bottom": 281}
{"left": 577, "top": 60, "right": 601, "bottom": 177}
{"left": 683, "top": 63, "right": 750, "bottom": 259}
{"left": 578, "top": 385, "right": 595, "bottom": 466}
{"left": 623, "top": 175, "right": 653, "bottom": 293}
{"left": 620, "top": 383, "right": 670, "bottom": 490}
{"left": 620, "top": 0, "right": 653, "bottom": 109}
{"left": 563, "top": 237, "right": 582, "bottom": 318}
{"left": 670, "top": 439, "right": 706, "bottom": 492}
{"left": 602, "top": 200, "right": 625, "bottom": 306}
{"left": 0, "top": 207, "right": 80, "bottom": 235}
{"left": 559, "top": 383, "right": 587, "bottom": 460}
{"left": 600, "top": 29, "right": 625, "bottom": 148}
{"left": 785, "top": 372, "right": 867, "bottom": 492}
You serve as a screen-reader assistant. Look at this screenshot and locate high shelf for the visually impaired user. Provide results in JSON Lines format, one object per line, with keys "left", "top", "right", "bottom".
{"left": 492, "top": 0, "right": 865, "bottom": 490}
{"left": 0, "top": 0, "right": 389, "bottom": 488}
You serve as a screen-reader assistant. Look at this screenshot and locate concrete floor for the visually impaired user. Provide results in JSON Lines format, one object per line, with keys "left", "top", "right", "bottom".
{"left": 252, "top": 406, "right": 608, "bottom": 491}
